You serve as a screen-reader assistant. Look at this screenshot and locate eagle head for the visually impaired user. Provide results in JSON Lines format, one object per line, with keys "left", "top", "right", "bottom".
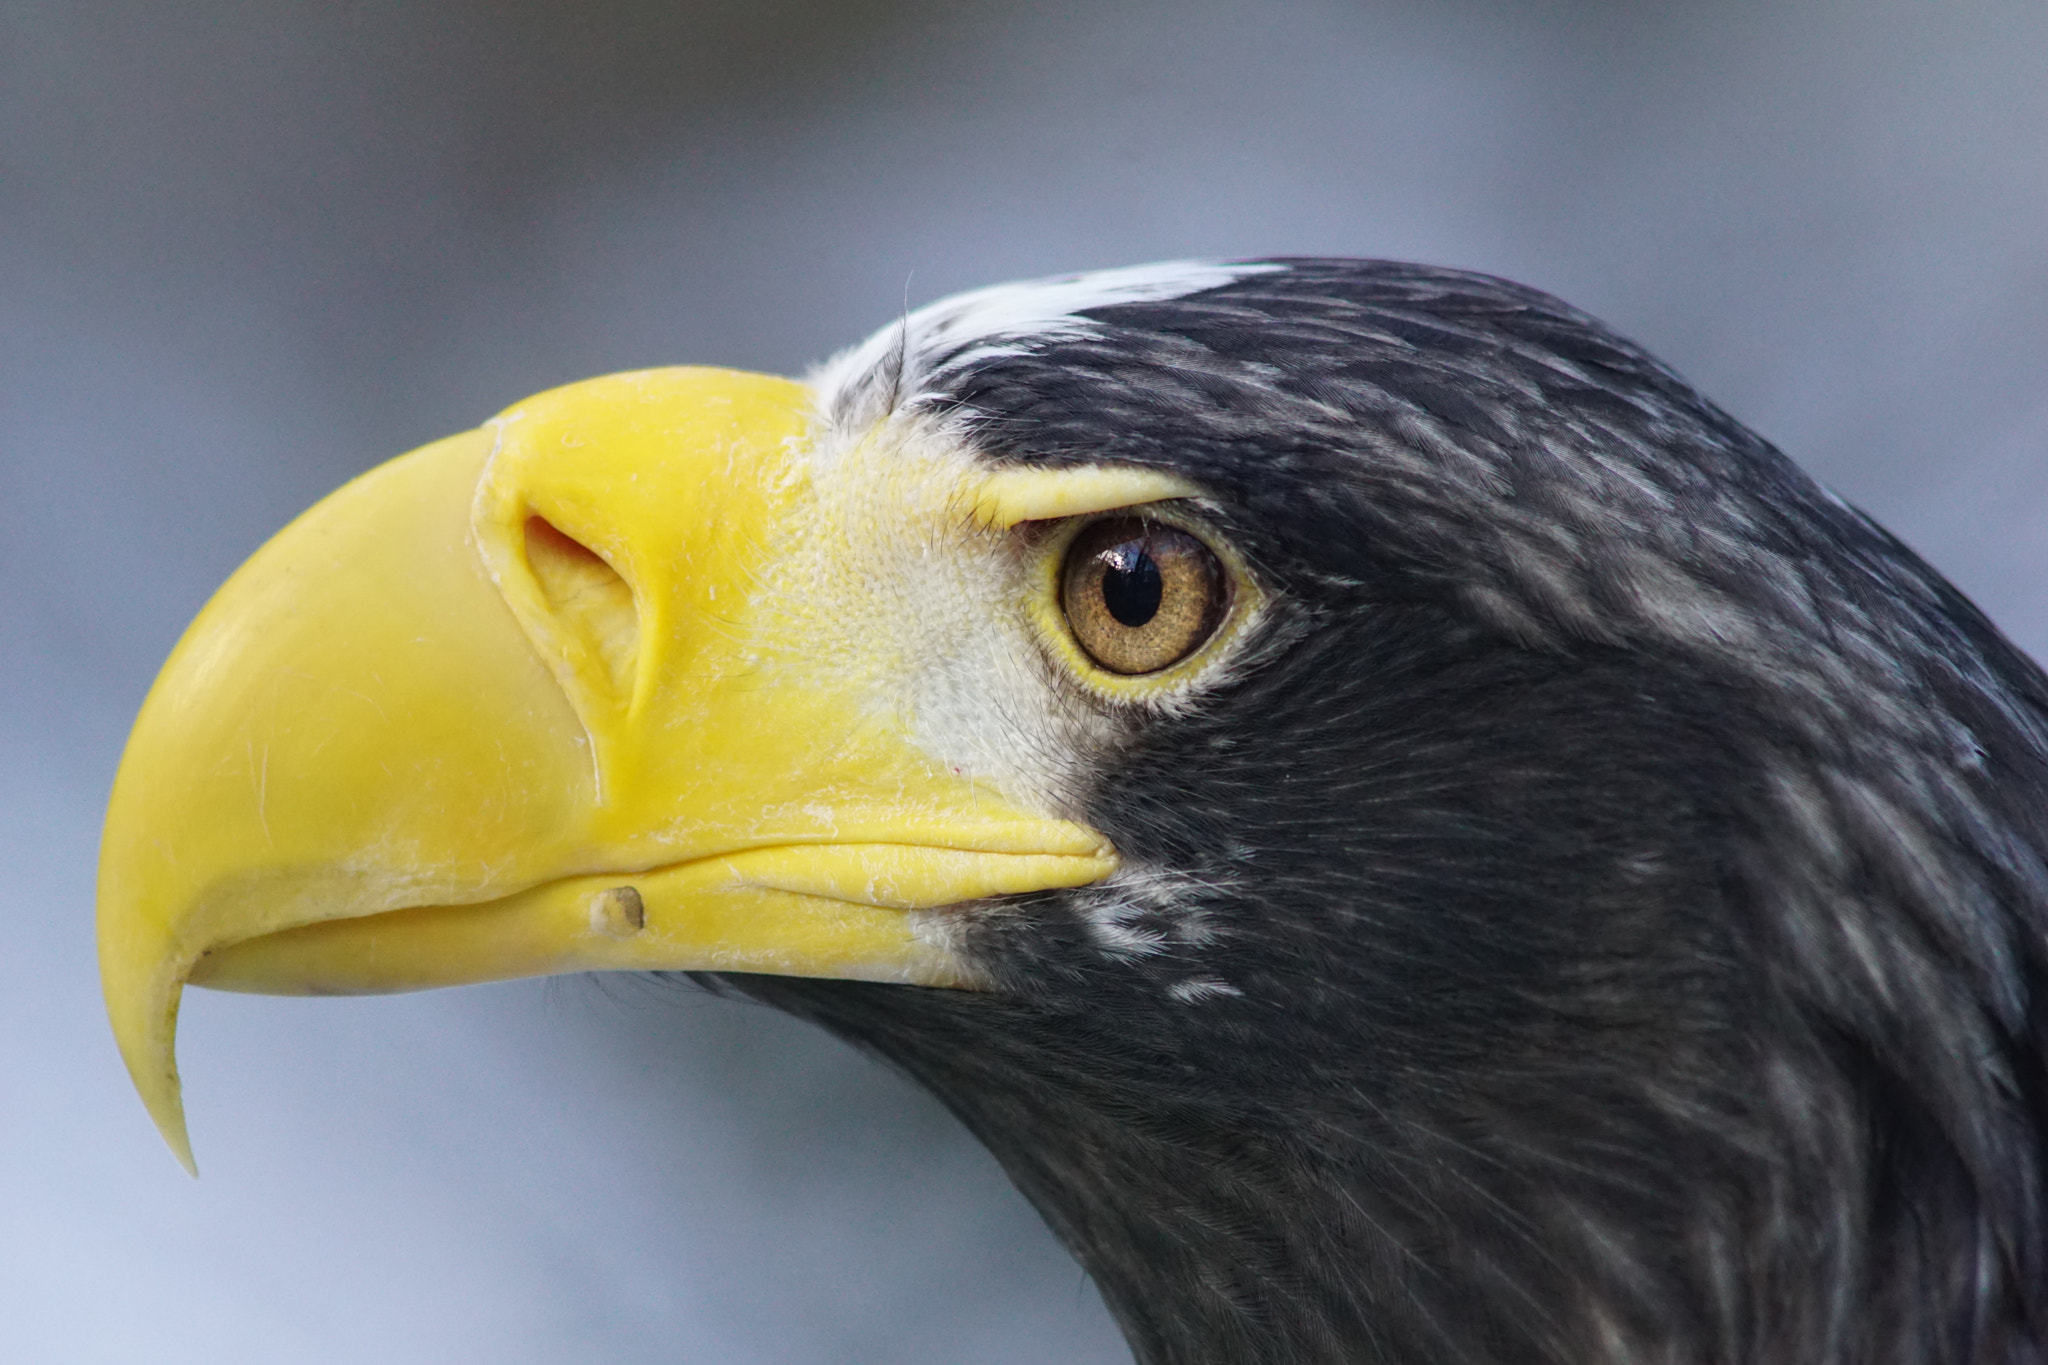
{"left": 99, "top": 260, "right": 2048, "bottom": 1364}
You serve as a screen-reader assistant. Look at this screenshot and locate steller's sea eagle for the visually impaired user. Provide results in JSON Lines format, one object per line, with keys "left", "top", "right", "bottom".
{"left": 99, "top": 259, "right": 2048, "bottom": 1364}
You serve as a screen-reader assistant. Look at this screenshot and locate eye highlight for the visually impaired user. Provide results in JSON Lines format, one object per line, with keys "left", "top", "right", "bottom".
{"left": 1060, "top": 517, "right": 1228, "bottom": 675}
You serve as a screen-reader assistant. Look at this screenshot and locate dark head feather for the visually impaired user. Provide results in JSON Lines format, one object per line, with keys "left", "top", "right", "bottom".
{"left": 721, "top": 260, "right": 2048, "bottom": 1365}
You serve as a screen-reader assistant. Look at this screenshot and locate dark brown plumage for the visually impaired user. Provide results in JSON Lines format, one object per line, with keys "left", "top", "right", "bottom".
{"left": 722, "top": 260, "right": 2048, "bottom": 1365}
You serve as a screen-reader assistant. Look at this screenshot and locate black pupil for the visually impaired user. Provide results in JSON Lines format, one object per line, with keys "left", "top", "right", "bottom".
{"left": 1101, "top": 541, "right": 1162, "bottom": 627}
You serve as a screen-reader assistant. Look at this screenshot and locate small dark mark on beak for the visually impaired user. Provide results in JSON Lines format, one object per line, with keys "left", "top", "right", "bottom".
{"left": 590, "top": 885, "right": 646, "bottom": 938}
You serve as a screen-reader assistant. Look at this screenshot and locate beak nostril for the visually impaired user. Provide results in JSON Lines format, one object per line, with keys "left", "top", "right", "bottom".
{"left": 524, "top": 515, "right": 605, "bottom": 572}
{"left": 522, "top": 515, "right": 640, "bottom": 699}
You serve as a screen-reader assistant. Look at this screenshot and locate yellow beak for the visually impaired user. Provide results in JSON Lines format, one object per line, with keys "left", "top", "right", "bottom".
{"left": 97, "top": 367, "right": 1117, "bottom": 1171}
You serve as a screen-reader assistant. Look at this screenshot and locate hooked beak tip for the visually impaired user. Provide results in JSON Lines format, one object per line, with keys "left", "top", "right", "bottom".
{"left": 106, "top": 958, "right": 198, "bottom": 1175}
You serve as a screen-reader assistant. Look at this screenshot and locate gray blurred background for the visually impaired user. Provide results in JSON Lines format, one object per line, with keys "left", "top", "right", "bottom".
{"left": 4, "top": 1, "right": 2046, "bottom": 1360}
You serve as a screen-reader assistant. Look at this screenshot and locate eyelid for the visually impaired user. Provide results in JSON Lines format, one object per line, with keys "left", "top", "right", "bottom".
{"left": 969, "top": 466, "right": 1205, "bottom": 530}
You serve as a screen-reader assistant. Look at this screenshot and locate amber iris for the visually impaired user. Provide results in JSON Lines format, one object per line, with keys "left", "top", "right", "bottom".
{"left": 1060, "top": 517, "right": 1228, "bottom": 675}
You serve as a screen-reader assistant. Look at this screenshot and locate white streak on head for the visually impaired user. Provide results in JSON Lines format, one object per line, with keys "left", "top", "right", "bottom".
{"left": 1166, "top": 977, "right": 1243, "bottom": 1003}
{"left": 1078, "top": 865, "right": 1233, "bottom": 959}
{"left": 810, "top": 260, "right": 1286, "bottom": 436}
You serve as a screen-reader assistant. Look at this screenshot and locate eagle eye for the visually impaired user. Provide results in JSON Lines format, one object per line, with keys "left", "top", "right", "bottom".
{"left": 1060, "top": 517, "right": 1228, "bottom": 675}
